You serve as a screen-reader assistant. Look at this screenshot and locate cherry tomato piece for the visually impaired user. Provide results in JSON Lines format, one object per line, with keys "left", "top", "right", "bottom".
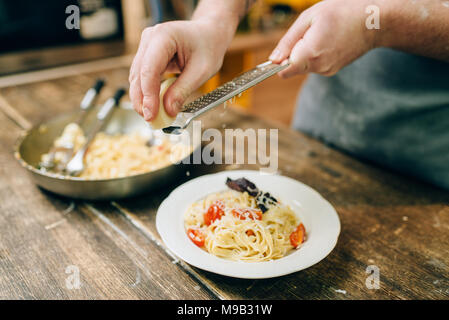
{"left": 232, "top": 208, "right": 262, "bottom": 221}
{"left": 204, "top": 200, "right": 225, "bottom": 226}
{"left": 290, "top": 223, "right": 306, "bottom": 248}
{"left": 187, "top": 228, "right": 205, "bottom": 247}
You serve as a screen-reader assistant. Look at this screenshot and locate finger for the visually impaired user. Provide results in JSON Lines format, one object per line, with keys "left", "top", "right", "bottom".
{"left": 163, "top": 58, "right": 215, "bottom": 117}
{"left": 129, "top": 28, "right": 152, "bottom": 84}
{"left": 129, "top": 30, "right": 152, "bottom": 115}
{"left": 140, "top": 36, "right": 176, "bottom": 121}
{"left": 129, "top": 76, "right": 144, "bottom": 117}
{"left": 269, "top": 13, "right": 312, "bottom": 63}
{"left": 278, "top": 39, "right": 311, "bottom": 78}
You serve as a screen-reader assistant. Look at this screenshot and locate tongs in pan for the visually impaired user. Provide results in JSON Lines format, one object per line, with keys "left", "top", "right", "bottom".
{"left": 39, "top": 79, "right": 105, "bottom": 171}
{"left": 64, "top": 88, "right": 126, "bottom": 176}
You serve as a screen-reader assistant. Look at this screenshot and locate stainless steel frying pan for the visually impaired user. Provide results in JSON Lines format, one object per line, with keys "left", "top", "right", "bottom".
{"left": 15, "top": 102, "right": 198, "bottom": 200}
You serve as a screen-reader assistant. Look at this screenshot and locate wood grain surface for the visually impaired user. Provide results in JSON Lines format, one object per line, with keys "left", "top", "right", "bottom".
{"left": 0, "top": 67, "right": 448, "bottom": 300}
{"left": 0, "top": 88, "right": 213, "bottom": 299}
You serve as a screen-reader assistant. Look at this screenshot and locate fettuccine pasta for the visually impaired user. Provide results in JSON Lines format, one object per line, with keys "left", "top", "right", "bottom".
{"left": 184, "top": 186, "right": 306, "bottom": 262}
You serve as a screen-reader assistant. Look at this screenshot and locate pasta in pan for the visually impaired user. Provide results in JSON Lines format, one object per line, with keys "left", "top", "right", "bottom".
{"left": 40, "top": 123, "right": 192, "bottom": 179}
{"left": 184, "top": 178, "right": 306, "bottom": 262}
{"left": 79, "top": 131, "right": 189, "bottom": 179}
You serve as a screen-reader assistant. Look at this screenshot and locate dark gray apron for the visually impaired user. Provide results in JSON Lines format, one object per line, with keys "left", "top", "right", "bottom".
{"left": 293, "top": 48, "right": 449, "bottom": 190}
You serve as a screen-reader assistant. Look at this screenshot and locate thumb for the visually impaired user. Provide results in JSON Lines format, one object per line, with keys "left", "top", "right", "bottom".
{"left": 278, "top": 39, "right": 310, "bottom": 78}
{"left": 269, "top": 14, "right": 312, "bottom": 63}
{"left": 163, "top": 59, "right": 216, "bottom": 117}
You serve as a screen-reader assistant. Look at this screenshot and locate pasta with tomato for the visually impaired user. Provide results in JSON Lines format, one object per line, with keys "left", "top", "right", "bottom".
{"left": 184, "top": 178, "right": 306, "bottom": 262}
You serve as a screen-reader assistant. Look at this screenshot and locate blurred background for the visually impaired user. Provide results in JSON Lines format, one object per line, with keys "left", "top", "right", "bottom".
{"left": 0, "top": 0, "right": 320, "bottom": 126}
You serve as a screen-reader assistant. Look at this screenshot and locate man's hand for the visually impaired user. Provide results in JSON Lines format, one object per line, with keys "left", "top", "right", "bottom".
{"left": 270, "top": 0, "right": 379, "bottom": 78}
{"left": 129, "top": 19, "right": 230, "bottom": 121}
{"left": 129, "top": 0, "right": 253, "bottom": 122}
{"left": 270, "top": 0, "right": 449, "bottom": 78}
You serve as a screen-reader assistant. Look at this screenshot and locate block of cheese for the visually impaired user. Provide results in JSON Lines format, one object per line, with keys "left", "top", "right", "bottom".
{"left": 149, "top": 77, "right": 177, "bottom": 130}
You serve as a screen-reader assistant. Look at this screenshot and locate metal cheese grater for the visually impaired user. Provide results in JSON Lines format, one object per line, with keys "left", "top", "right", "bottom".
{"left": 162, "top": 60, "right": 289, "bottom": 134}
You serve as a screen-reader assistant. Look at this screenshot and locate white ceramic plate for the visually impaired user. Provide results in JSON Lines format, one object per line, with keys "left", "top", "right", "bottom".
{"left": 156, "top": 170, "right": 340, "bottom": 279}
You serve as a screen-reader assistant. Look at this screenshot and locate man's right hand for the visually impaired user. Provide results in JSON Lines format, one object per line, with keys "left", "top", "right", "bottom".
{"left": 129, "top": 19, "right": 229, "bottom": 121}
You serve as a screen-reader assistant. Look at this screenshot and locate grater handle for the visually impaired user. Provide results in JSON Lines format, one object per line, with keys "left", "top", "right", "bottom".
{"left": 182, "top": 61, "right": 289, "bottom": 115}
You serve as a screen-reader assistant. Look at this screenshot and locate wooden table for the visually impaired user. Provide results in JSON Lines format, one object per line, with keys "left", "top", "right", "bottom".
{"left": 0, "top": 66, "right": 448, "bottom": 300}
